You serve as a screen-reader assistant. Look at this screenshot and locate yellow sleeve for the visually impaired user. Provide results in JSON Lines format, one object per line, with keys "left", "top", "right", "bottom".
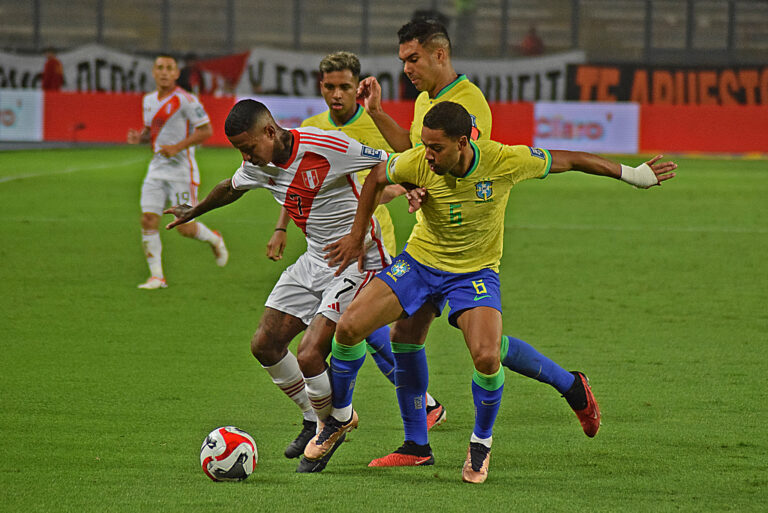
{"left": 501, "top": 145, "right": 552, "bottom": 184}
{"left": 385, "top": 148, "right": 424, "bottom": 185}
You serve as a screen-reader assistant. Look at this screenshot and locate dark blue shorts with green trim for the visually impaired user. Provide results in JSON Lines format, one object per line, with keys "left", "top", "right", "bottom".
{"left": 376, "top": 250, "right": 502, "bottom": 328}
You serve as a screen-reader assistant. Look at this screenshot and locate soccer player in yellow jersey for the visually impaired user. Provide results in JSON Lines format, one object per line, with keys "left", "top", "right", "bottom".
{"left": 354, "top": 19, "right": 490, "bottom": 429}
{"left": 355, "top": 18, "right": 601, "bottom": 444}
{"left": 317, "top": 102, "right": 676, "bottom": 483}
{"left": 356, "top": 18, "right": 492, "bottom": 152}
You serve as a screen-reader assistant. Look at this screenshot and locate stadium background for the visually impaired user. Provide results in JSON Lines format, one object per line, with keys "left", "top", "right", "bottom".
{"left": 1, "top": 1, "right": 766, "bottom": 512}
{"left": 1, "top": 0, "right": 767, "bottom": 153}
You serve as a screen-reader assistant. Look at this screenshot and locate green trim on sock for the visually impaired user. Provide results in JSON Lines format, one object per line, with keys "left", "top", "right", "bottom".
{"left": 365, "top": 343, "right": 377, "bottom": 354}
{"left": 332, "top": 337, "right": 367, "bottom": 361}
{"left": 500, "top": 335, "right": 509, "bottom": 362}
{"left": 390, "top": 342, "right": 425, "bottom": 354}
{"left": 473, "top": 367, "right": 505, "bottom": 391}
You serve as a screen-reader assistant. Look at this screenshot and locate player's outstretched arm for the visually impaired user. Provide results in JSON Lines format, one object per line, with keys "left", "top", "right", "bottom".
{"left": 165, "top": 178, "right": 246, "bottom": 229}
{"left": 357, "top": 77, "right": 412, "bottom": 152}
{"left": 549, "top": 151, "right": 677, "bottom": 188}
{"left": 266, "top": 207, "right": 291, "bottom": 261}
{"left": 324, "top": 161, "right": 388, "bottom": 275}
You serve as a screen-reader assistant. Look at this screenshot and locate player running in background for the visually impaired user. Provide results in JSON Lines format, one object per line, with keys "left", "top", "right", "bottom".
{"left": 165, "top": 99, "right": 395, "bottom": 473}
{"left": 318, "top": 101, "right": 677, "bottom": 483}
{"left": 265, "top": 52, "right": 445, "bottom": 447}
{"left": 354, "top": 18, "right": 604, "bottom": 444}
{"left": 127, "top": 55, "right": 228, "bottom": 290}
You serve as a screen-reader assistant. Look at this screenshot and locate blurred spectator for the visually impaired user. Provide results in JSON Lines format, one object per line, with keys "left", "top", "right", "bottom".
{"left": 41, "top": 48, "right": 64, "bottom": 91}
{"left": 520, "top": 25, "right": 544, "bottom": 56}
{"left": 178, "top": 53, "right": 206, "bottom": 95}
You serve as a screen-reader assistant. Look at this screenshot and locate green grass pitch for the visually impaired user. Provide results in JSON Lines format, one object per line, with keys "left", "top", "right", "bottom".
{"left": 1, "top": 146, "right": 766, "bottom": 512}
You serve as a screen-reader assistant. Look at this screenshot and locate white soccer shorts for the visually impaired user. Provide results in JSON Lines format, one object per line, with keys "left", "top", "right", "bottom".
{"left": 140, "top": 177, "right": 198, "bottom": 215}
{"left": 265, "top": 252, "right": 376, "bottom": 325}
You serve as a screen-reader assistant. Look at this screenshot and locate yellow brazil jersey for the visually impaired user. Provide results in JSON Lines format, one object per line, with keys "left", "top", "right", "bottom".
{"left": 410, "top": 74, "right": 492, "bottom": 148}
{"left": 301, "top": 105, "right": 397, "bottom": 255}
{"left": 385, "top": 140, "right": 551, "bottom": 273}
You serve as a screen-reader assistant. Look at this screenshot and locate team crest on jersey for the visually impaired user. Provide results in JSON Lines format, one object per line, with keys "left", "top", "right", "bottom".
{"left": 361, "top": 145, "right": 382, "bottom": 159}
{"left": 390, "top": 260, "right": 410, "bottom": 277}
{"left": 475, "top": 180, "right": 493, "bottom": 201}
{"left": 529, "top": 147, "right": 546, "bottom": 160}
{"left": 301, "top": 169, "right": 320, "bottom": 189}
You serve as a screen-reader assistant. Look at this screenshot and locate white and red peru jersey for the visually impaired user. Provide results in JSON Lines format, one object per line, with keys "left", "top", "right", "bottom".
{"left": 142, "top": 86, "right": 210, "bottom": 183}
{"left": 231, "top": 127, "right": 391, "bottom": 271}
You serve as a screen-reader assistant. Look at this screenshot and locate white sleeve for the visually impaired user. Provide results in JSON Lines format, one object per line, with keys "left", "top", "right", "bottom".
{"left": 231, "top": 163, "right": 266, "bottom": 190}
{"left": 338, "top": 134, "right": 389, "bottom": 176}
{"left": 185, "top": 95, "right": 210, "bottom": 128}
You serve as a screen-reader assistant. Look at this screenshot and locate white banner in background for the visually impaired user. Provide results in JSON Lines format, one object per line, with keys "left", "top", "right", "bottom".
{"left": 236, "top": 47, "right": 403, "bottom": 99}
{"left": 457, "top": 51, "right": 585, "bottom": 102}
{"left": 0, "top": 45, "right": 154, "bottom": 92}
{"left": 236, "top": 47, "right": 585, "bottom": 101}
{"left": 0, "top": 89, "right": 43, "bottom": 141}
{"left": 2, "top": 44, "right": 585, "bottom": 100}
{"left": 534, "top": 102, "right": 639, "bottom": 154}
{"left": 236, "top": 95, "right": 329, "bottom": 128}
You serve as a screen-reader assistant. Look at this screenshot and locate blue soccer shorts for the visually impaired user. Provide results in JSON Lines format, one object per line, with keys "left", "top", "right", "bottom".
{"left": 376, "top": 250, "right": 502, "bottom": 328}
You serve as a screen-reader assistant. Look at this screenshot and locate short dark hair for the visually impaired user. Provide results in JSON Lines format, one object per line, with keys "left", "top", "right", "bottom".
{"left": 225, "top": 99, "right": 269, "bottom": 137}
{"left": 422, "top": 101, "right": 472, "bottom": 139}
{"left": 397, "top": 19, "right": 451, "bottom": 53}
{"left": 319, "top": 51, "right": 361, "bottom": 79}
{"left": 155, "top": 54, "right": 177, "bottom": 64}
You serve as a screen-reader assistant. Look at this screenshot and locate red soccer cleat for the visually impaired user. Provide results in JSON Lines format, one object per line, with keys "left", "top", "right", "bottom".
{"left": 564, "top": 371, "right": 601, "bottom": 437}
{"left": 426, "top": 401, "right": 446, "bottom": 431}
{"left": 368, "top": 442, "right": 434, "bottom": 467}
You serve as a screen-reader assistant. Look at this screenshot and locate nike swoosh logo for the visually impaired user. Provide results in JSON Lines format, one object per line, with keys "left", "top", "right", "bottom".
{"left": 414, "top": 457, "right": 432, "bottom": 465}
{"left": 481, "top": 400, "right": 501, "bottom": 406}
{"left": 473, "top": 295, "right": 491, "bottom": 301}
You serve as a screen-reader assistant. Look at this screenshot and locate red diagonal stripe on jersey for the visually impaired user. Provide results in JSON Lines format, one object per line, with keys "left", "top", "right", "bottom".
{"left": 284, "top": 152, "right": 330, "bottom": 234}
{"left": 150, "top": 94, "right": 181, "bottom": 146}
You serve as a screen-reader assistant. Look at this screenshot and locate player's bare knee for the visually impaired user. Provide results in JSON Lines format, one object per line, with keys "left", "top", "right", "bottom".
{"left": 296, "top": 345, "right": 324, "bottom": 377}
{"left": 390, "top": 322, "right": 427, "bottom": 345}
{"left": 250, "top": 330, "right": 282, "bottom": 364}
{"left": 141, "top": 212, "right": 159, "bottom": 230}
{"left": 473, "top": 353, "right": 501, "bottom": 376}
{"left": 335, "top": 315, "right": 363, "bottom": 346}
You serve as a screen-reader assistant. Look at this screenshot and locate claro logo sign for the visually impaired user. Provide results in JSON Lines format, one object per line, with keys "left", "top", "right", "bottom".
{"left": 535, "top": 115, "right": 605, "bottom": 141}
{"left": 533, "top": 102, "right": 639, "bottom": 153}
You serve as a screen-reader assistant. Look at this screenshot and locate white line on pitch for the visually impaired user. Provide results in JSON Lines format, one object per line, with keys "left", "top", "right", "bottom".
{"left": 0, "top": 157, "right": 146, "bottom": 184}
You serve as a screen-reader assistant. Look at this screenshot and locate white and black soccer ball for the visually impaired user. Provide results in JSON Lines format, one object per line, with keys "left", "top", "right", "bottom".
{"left": 200, "top": 426, "right": 257, "bottom": 482}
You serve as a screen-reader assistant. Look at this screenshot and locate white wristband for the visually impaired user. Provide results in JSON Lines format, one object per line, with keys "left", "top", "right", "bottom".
{"left": 620, "top": 163, "right": 658, "bottom": 189}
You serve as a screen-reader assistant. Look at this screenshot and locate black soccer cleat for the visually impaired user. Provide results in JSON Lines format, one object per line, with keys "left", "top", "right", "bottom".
{"left": 284, "top": 419, "right": 317, "bottom": 459}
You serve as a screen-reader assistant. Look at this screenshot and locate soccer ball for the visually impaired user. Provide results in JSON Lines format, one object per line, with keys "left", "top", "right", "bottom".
{"left": 200, "top": 426, "right": 257, "bottom": 482}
